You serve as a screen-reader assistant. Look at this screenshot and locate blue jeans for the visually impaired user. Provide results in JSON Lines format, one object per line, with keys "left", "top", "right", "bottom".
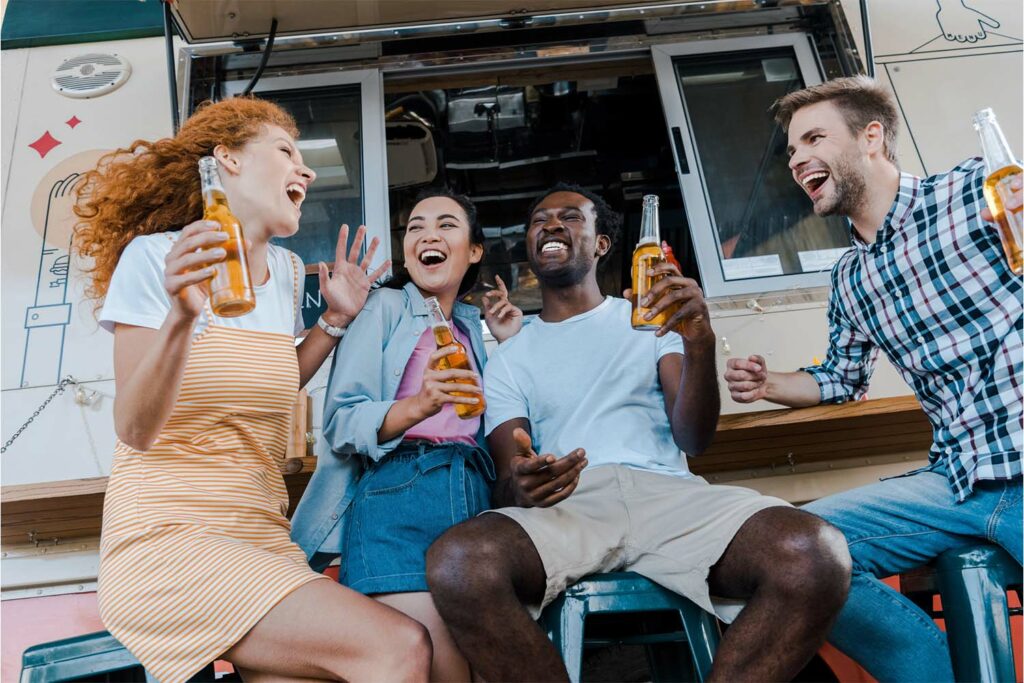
{"left": 340, "top": 441, "right": 493, "bottom": 595}
{"left": 803, "top": 463, "right": 1022, "bottom": 683}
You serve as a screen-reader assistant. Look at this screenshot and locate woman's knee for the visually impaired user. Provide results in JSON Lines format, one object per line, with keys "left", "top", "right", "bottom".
{"left": 330, "top": 617, "right": 432, "bottom": 682}
{"left": 390, "top": 619, "right": 434, "bottom": 681}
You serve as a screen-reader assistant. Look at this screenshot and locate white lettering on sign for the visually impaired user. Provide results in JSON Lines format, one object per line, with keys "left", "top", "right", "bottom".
{"left": 304, "top": 291, "right": 322, "bottom": 309}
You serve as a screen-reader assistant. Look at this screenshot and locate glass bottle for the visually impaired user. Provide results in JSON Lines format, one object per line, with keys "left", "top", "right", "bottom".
{"left": 973, "top": 108, "right": 1022, "bottom": 275}
{"left": 631, "top": 195, "right": 673, "bottom": 330}
{"left": 424, "top": 296, "right": 485, "bottom": 419}
{"left": 198, "top": 156, "right": 256, "bottom": 316}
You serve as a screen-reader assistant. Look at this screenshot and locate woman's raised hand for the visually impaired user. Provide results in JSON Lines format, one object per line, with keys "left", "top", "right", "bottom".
{"left": 319, "top": 224, "right": 391, "bottom": 327}
{"left": 482, "top": 275, "right": 524, "bottom": 343}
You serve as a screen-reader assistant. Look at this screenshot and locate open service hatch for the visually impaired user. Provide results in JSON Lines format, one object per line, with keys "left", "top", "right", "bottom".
{"left": 167, "top": 0, "right": 864, "bottom": 326}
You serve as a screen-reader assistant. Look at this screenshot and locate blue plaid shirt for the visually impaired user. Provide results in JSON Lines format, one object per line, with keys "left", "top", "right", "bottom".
{"left": 803, "top": 157, "right": 1022, "bottom": 501}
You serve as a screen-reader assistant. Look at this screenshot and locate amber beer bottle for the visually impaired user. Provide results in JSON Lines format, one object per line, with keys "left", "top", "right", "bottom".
{"left": 197, "top": 156, "right": 256, "bottom": 316}
{"left": 631, "top": 194, "right": 672, "bottom": 330}
{"left": 973, "top": 108, "right": 1023, "bottom": 275}
{"left": 424, "top": 296, "right": 485, "bottom": 419}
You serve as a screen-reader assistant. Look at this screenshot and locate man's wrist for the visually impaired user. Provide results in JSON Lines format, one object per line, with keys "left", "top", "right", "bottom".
{"left": 681, "top": 331, "right": 716, "bottom": 356}
{"left": 493, "top": 478, "right": 518, "bottom": 508}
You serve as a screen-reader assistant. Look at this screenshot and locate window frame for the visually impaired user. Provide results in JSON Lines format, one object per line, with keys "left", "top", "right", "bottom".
{"left": 651, "top": 32, "right": 834, "bottom": 299}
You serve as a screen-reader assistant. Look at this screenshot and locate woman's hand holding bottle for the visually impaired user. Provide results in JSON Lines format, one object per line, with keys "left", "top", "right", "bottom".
{"left": 412, "top": 346, "right": 483, "bottom": 419}
{"left": 163, "top": 220, "right": 229, "bottom": 320}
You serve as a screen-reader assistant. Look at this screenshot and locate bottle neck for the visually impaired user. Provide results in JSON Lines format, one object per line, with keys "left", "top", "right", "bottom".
{"left": 638, "top": 209, "right": 660, "bottom": 246}
{"left": 203, "top": 187, "right": 229, "bottom": 209}
{"left": 977, "top": 120, "right": 1017, "bottom": 173}
{"left": 199, "top": 166, "right": 228, "bottom": 208}
{"left": 424, "top": 297, "right": 451, "bottom": 330}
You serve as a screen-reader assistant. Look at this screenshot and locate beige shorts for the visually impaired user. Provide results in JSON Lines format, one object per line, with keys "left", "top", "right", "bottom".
{"left": 487, "top": 464, "right": 790, "bottom": 622}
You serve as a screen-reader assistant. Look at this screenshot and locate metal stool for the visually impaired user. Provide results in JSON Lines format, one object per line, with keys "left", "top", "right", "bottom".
{"left": 901, "top": 544, "right": 1022, "bottom": 683}
{"left": 540, "top": 571, "right": 721, "bottom": 682}
{"left": 20, "top": 630, "right": 217, "bottom": 683}
{"left": 20, "top": 631, "right": 149, "bottom": 683}
{"left": 935, "top": 544, "right": 1022, "bottom": 683}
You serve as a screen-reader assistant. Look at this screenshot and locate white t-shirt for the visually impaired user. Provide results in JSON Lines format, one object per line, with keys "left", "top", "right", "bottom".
{"left": 100, "top": 232, "right": 305, "bottom": 336}
{"left": 484, "top": 296, "right": 692, "bottom": 476}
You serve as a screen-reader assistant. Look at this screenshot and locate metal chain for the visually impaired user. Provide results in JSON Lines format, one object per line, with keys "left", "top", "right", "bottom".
{"left": 2, "top": 376, "right": 76, "bottom": 454}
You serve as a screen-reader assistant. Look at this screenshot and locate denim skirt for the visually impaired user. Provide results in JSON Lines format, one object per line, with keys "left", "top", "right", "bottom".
{"left": 340, "top": 441, "right": 494, "bottom": 594}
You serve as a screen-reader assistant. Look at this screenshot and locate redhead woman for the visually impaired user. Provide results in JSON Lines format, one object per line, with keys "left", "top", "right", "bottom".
{"left": 75, "top": 97, "right": 431, "bottom": 683}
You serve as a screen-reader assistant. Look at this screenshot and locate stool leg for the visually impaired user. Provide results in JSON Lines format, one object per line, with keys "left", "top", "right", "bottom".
{"left": 544, "top": 597, "right": 586, "bottom": 683}
{"left": 676, "top": 603, "right": 721, "bottom": 682}
{"left": 935, "top": 565, "right": 1016, "bottom": 683}
{"left": 646, "top": 640, "right": 696, "bottom": 682}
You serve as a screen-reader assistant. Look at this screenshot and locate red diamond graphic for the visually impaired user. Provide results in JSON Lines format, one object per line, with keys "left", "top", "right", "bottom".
{"left": 28, "top": 131, "right": 61, "bottom": 159}
{"left": 66, "top": 116, "right": 82, "bottom": 129}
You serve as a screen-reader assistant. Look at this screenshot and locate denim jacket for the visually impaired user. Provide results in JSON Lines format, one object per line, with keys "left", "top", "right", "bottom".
{"left": 290, "top": 281, "right": 488, "bottom": 570}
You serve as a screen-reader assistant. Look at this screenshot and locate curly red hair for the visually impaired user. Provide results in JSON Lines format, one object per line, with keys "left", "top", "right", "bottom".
{"left": 74, "top": 97, "right": 298, "bottom": 306}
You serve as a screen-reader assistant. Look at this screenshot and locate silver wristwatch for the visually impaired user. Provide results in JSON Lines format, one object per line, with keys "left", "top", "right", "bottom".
{"left": 317, "top": 315, "right": 347, "bottom": 338}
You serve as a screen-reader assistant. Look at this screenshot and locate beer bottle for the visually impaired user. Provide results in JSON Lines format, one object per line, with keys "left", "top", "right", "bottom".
{"left": 424, "top": 296, "right": 485, "bottom": 419}
{"left": 631, "top": 195, "right": 673, "bottom": 330}
{"left": 197, "top": 156, "right": 256, "bottom": 316}
{"left": 973, "top": 108, "right": 1022, "bottom": 275}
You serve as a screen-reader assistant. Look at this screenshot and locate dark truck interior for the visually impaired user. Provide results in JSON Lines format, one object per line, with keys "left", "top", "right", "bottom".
{"left": 382, "top": 58, "right": 692, "bottom": 315}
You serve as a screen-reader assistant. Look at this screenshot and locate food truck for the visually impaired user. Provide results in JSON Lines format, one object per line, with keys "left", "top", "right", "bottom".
{"left": 1, "top": 0, "right": 1021, "bottom": 679}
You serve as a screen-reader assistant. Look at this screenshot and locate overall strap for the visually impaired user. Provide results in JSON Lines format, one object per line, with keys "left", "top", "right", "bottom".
{"left": 288, "top": 251, "right": 302, "bottom": 324}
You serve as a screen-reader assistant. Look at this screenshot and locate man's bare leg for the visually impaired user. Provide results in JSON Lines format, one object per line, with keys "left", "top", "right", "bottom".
{"left": 706, "top": 507, "right": 851, "bottom": 682}
{"left": 426, "top": 514, "right": 568, "bottom": 682}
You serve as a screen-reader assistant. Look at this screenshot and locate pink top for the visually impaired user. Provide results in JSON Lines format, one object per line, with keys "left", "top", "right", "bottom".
{"left": 394, "top": 326, "right": 481, "bottom": 445}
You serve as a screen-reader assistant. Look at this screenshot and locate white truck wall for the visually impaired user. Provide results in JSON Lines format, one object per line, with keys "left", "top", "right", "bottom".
{"left": 839, "top": 0, "right": 1023, "bottom": 177}
{"left": 1, "top": 37, "right": 174, "bottom": 485}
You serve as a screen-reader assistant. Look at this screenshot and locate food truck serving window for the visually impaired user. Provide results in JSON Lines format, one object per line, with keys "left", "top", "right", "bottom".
{"left": 653, "top": 34, "right": 849, "bottom": 298}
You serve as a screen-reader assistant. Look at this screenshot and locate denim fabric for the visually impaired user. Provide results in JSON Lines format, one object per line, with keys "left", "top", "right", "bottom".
{"left": 803, "top": 463, "right": 1022, "bottom": 682}
{"left": 340, "top": 441, "right": 493, "bottom": 595}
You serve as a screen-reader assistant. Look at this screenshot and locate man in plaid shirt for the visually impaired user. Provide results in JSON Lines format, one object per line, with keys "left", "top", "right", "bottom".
{"left": 725, "top": 76, "right": 1021, "bottom": 681}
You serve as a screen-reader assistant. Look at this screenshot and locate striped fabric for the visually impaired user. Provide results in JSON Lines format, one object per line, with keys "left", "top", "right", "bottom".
{"left": 802, "top": 157, "right": 1023, "bottom": 501}
{"left": 97, "top": 260, "right": 328, "bottom": 683}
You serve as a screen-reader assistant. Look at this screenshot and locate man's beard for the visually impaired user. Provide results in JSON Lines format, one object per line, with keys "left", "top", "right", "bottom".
{"left": 815, "top": 154, "right": 866, "bottom": 218}
{"left": 531, "top": 255, "right": 593, "bottom": 288}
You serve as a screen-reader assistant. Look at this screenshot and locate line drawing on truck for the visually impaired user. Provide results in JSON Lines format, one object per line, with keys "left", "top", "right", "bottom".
{"left": 20, "top": 172, "right": 81, "bottom": 388}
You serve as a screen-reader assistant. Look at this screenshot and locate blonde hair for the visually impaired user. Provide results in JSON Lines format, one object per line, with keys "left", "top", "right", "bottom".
{"left": 771, "top": 76, "right": 899, "bottom": 163}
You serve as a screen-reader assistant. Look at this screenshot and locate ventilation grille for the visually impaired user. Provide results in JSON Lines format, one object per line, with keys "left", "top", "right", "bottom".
{"left": 51, "top": 53, "right": 131, "bottom": 99}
